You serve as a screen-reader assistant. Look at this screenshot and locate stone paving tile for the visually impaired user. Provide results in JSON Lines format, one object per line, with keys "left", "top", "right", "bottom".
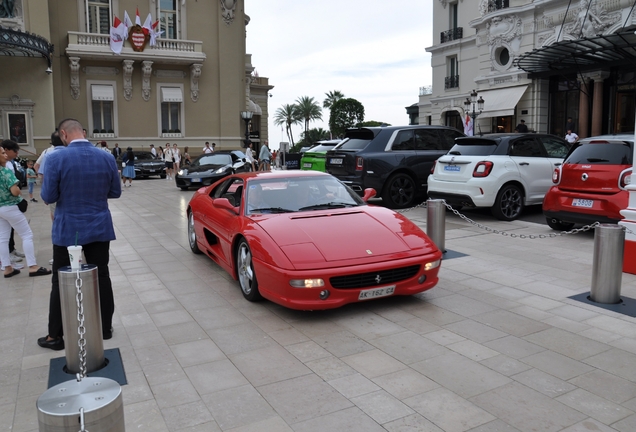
{"left": 556, "top": 388, "right": 633, "bottom": 425}
{"left": 382, "top": 413, "right": 444, "bottom": 432}
{"left": 341, "top": 349, "right": 408, "bottom": 379}
{"left": 522, "top": 350, "right": 595, "bottom": 381}
{"left": 292, "top": 406, "right": 386, "bottom": 432}
{"left": 201, "top": 384, "right": 277, "bottom": 430}
{"left": 412, "top": 351, "right": 511, "bottom": 399}
{"left": 523, "top": 327, "right": 612, "bottom": 360}
{"left": 258, "top": 374, "right": 353, "bottom": 424}
{"left": 229, "top": 345, "right": 311, "bottom": 387}
{"left": 350, "top": 389, "right": 415, "bottom": 424}
{"left": 443, "top": 319, "right": 508, "bottom": 343}
{"left": 470, "top": 382, "right": 587, "bottom": 432}
{"left": 372, "top": 368, "right": 440, "bottom": 400}
{"left": 512, "top": 368, "right": 577, "bottom": 397}
{"left": 328, "top": 373, "right": 381, "bottom": 399}
{"left": 560, "top": 419, "right": 619, "bottom": 432}
{"left": 404, "top": 387, "right": 496, "bottom": 432}
{"left": 568, "top": 370, "right": 636, "bottom": 404}
{"left": 371, "top": 330, "right": 449, "bottom": 364}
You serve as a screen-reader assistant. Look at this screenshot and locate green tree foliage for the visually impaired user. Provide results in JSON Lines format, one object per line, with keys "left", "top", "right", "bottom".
{"left": 274, "top": 104, "right": 301, "bottom": 146}
{"left": 329, "top": 98, "right": 365, "bottom": 138}
{"left": 359, "top": 121, "right": 391, "bottom": 127}
{"left": 292, "top": 128, "right": 331, "bottom": 152}
{"left": 294, "top": 96, "right": 323, "bottom": 136}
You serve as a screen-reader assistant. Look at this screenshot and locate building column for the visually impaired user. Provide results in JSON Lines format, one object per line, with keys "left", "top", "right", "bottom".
{"left": 583, "top": 71, "right": 610, "bottom": 137}
{"left": 578, "top": 77, "right": 590, "bottom": 139}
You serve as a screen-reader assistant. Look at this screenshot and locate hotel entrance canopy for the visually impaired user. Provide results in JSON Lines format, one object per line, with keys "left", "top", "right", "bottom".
{"left": 0, "top": 26, "right": 53, "bottom": 67}
{"left": 515, "top": 30, "right": 636, "bottom": 78}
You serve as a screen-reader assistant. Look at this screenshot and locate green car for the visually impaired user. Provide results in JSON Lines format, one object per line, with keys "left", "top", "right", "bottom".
{"left": 300, "top": 140, "right": 342, "bottom": 172}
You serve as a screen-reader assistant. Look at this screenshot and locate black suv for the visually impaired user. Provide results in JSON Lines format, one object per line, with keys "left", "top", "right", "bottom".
{"left": 325, "top": 125, "right": 465, "bottom": 208}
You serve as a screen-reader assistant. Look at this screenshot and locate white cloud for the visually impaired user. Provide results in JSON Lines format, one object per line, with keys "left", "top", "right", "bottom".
{"left": 246, "top": 0, "right": 433, "bottom": 148}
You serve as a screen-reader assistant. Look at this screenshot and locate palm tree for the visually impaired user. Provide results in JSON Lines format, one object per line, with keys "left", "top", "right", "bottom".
{"left": 294, "top": 96, "right": 322, "bottom": 136}
{"left": 323, "top": 90, "right": 344, "bottom": 109}
{"left": 274, "top": 104, "right": 300, "bottom": 146}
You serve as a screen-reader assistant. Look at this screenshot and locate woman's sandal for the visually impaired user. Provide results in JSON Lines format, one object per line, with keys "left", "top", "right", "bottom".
{"left": 4, "top": 269, "right": 20, "bottom": 278}
{"left": 29, "top": 267, "right": 52, "bottom": 277}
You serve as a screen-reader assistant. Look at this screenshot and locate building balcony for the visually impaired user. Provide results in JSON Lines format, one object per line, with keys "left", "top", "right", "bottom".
{"left": 445, "top": 75, "right": 459, "bottom": 89}
{"left": 440, "top": 27, "right": 463, "bottom": 44}
{"left": 487, "top": 0, "right": 509, "bottom": 12}
{"left": 65, "top": 32, "right": 206, "bottom": 65}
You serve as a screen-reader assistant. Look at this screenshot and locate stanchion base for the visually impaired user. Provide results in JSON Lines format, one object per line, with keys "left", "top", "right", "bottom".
{"left": 47, "top": 348, "right": 127, "bottom": 389}
{"left": 569, "top": 292, "right": 636, "bottom": 317}
{"left": 441, "top": 249, "right": 468, "bottom": 260}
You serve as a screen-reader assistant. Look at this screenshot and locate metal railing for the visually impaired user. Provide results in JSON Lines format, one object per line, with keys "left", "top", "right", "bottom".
{"left": 444, "top": 75, "right": 459, "bottom": 89}
{"left": 440, "top": 27, "right": 463, "bottom": 44}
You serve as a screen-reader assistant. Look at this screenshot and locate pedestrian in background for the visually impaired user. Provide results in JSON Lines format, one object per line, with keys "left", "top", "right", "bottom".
{"left": 515, "top": 119, "right": 528, "bottom": 133}
{"left": 164, "top": 144, "right": 173, "bottom": 179}
{"left": 566, "top": 117, "right": 576, "bottom": 134}
{"left": 245, "top": 142, "right": 256, "bottom": 171}
{"left": 565, "top": 129, "right": 579, "bottom": 144}
{"left": 26, "top": 160, "right": 37, "bottom": 202}
{"left": 183, "top": 146, "right": 191, "bottom": 166}
{"left": 121, "top": 147, "right": 136, "bottom": 187}
{"left": 202, "top": 142, "right": 213, "bottom": 154}
{"left": 258, "top": 141, "right": 271, "bottom": 171}
{"left": 39, "top": 118, "right": 121, "bottom": 351}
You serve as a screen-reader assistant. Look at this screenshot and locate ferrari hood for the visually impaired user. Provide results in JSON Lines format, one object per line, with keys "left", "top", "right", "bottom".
{"left": 257, "top": 210, "right": 416, "bottom": 263}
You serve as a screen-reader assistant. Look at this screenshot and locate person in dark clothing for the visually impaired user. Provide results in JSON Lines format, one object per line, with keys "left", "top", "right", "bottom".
{"left": 515, "top": 119, "right": 528, "bottom": 133}
{"left": 565, "top": 117, "right": 576, "bottom": 134}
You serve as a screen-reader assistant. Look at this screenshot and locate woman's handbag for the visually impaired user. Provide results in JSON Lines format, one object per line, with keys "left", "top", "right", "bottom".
{"left": 17, "top": 198, "right": 28, "bottom": 213}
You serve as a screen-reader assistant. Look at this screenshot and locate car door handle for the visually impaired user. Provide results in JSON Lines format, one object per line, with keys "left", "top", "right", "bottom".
{"left": 554, "top": 163, "right": 562, "bottom": 166}
{"left": 518, "top": 162, "right": 529, "bottom": 166}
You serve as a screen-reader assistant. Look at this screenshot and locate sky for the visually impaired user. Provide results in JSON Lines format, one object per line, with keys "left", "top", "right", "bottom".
{"left": 245, "top": 0, "right": 434, "bottom": 150}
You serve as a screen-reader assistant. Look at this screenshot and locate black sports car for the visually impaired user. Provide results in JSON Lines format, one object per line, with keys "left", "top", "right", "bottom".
{"left": 175, "top": 150, "right": 252, "bottom": 190}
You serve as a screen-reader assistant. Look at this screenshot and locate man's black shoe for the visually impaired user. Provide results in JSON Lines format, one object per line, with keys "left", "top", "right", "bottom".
{"left": 103, "top": 327, "right": 113, "bottom": 340}
{"left": 37, "top": 336, "right": 64, "bottom": 351}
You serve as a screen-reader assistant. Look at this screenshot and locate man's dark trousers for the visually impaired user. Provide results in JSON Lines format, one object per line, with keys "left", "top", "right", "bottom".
{"left": 48, "top": 241, "right": 114, "bottom": 339}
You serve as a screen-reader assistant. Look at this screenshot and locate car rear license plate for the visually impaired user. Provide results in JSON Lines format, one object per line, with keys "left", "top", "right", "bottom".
{"left": 303, "top": 163, "right": 312, "bottom": 168}
{"left": 358, "top": 285, "right": 395, "bottom": 300}
{"left": 149, "top": 169, "right": 155, "bottom": 172}
{"left": 444, "top": 165, "right": 460, "bottom": 172}
{"left": 330, "top": 158, "right": 343, "bottom": 165}
{"left": 191, "top": 178, "right": 201, "bottom": 183}
{"left": 572, "top": 198, "right": 593, "bottom": 208}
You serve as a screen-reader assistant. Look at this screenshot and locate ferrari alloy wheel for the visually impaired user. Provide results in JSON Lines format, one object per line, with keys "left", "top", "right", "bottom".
{"left": 237, "top": 239, "right": 262, "bottom": 301}
{"left": 383, "top": 173, "right": 416, "bottom": 209}
{"left": 491, "top": 184, "right": 523, "bottom": 221}
{"left": 188, "top": 212, "right": 201, "bottom": 254}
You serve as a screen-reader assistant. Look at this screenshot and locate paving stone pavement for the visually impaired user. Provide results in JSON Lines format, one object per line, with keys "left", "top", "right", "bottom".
{"left": 2, "top": 177, "right": 636, "bottom": 431}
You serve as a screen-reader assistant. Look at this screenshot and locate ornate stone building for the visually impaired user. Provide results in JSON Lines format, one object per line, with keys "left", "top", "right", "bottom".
{"left": 0, "top": 0, "right": 272, "bottom": 156}
{"left": 421, "top": 0, "right": 636, "bottom": 138}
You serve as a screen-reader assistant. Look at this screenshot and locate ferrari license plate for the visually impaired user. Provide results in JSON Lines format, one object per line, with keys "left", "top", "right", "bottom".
{"left": 303, "top": 163, "right": 312, "bottom": 168}
{"left": 330, "top": 158, "right": 343, "bottom": 165}
{"left": 358, "top": 285, "right": 395, "bottom": 300}
{"left": 191, "top": 178, "right": 201, "bottom": 183}
{"left": 572, "top": 198, "right": 593, "bottom": 208}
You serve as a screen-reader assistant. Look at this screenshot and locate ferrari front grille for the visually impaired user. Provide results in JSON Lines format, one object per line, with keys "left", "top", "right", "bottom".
{"left": 330, "top": 265, "right": 420, "bottom": 289}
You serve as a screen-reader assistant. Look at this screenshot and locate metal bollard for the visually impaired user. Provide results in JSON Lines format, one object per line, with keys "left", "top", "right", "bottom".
{"left": 59, "top": 264, "right": 105, "bottom": 374}
{"left": 37, "top": 377, "right": 125, "bottom": 431}
{"left": 590, "top": 224, "right": 624, "bottom": 304}
{"left": 426, "top": 199, "right": 446, "bottom": 253}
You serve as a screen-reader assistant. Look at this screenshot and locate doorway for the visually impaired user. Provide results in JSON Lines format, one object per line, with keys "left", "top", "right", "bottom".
{"left": 614, "top": 92, "right": 635, "bottom": 133}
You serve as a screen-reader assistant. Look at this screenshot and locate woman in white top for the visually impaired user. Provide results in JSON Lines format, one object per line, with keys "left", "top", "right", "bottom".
{"left": 245, "top": 142, "right": 256, "bottom": 171}
{"left": 172, "top": 143, "right": 181, "bottom": 173}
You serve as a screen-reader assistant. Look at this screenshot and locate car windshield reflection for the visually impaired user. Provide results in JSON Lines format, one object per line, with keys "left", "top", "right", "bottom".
{"left": 246, "top": 176, "right": 364, "bottom": 215}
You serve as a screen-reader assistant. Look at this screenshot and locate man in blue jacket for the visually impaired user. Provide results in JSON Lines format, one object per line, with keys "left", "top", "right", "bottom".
{"left": 38, "top": 118, "right": 121, "bottom": 350}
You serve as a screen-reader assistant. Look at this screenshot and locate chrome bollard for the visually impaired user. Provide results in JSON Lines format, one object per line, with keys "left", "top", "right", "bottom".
{"left": 37, "top": 377, "right": 125, "bottom": 431}
{"left": 426, "top": 199, "right": 446, "bottom": 253}
{"left": 59, "top": 264, "right": 105, "bottom": 374}
{"left": 590, "top": 224, "right": 624, "bottom": 304}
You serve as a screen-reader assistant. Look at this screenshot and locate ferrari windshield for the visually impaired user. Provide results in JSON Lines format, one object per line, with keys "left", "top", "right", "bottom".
{"left": 246, "top": 176, "right": 364, "bottom": 215}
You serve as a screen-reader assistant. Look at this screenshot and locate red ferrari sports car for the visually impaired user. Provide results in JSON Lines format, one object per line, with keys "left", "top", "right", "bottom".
{"left": 187, "top": 170, "right": 442, "bottom": 310}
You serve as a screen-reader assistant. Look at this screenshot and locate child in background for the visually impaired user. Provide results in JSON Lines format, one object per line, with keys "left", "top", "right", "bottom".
{"left": 26, "top": 160, "right": 37, "bottom": 202}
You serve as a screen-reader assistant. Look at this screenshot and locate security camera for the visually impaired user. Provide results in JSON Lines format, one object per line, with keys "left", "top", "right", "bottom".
{"left": 45, "top": 67, "right": 52, "bottom": 75}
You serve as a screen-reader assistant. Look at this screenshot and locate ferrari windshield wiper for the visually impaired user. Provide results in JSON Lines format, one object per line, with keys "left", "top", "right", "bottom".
{"left": 250, "top": 207, "right": 295, "bottom": 213}
{"left": 298, "top": 202, "right": 356, "bottom": 211}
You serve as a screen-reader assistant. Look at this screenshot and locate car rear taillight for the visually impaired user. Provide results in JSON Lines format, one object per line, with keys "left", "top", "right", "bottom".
{"left": 620, "top": 169, "right": 632, "bottom": 188}
{"left": 431, "top": 160, "right": 437, "bottom": 174}
{"left": 355, "top": 156, "right": 363, "bottom": 171}
{"left": 473, "top": 161, "right": 493, "bottom": 177}
{"left": 552, "top": 167, "right": 561, "bottom": 184}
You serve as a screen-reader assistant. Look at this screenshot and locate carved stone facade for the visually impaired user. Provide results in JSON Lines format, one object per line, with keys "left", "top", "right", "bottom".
{"left": 69, "top": 57, "right": 81, "bottom": 100}
{"left": 141, "top": 61, "right": 153, "bottom": 102}
{"left": 190, "top": 64, "right": 202, "bottom": 102}
{"left": 220, "top": 0, "right": 238, "bottom": 25}
{"left": 122, "top": 60, "right": 134, "bottom": 101}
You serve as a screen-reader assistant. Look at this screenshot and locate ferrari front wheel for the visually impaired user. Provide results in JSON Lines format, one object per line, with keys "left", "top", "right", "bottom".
{"left": 236, "top": 239, "right": 262, "bottom": 302}
{"left": 188, "top": 212, "right": 201, "bottom": 254}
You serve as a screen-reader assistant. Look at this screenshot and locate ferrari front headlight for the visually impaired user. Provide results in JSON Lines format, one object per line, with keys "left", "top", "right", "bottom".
{"left": 289, "top": 279, "right": 325, "bottom": 288}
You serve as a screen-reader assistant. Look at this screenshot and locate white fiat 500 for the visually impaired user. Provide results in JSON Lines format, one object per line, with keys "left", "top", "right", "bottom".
{"left": 427, "top": 133, "right": 571, "bottom": 221}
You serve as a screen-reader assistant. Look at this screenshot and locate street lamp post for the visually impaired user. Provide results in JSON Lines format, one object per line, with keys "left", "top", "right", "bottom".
{"left": 463, "top": 89, "right": 485, "bottom": 136}
{"left": 240, "top": 110, "right": 253, "bottom": 148}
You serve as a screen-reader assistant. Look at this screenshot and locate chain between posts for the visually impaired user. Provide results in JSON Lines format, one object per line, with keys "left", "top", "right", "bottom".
{"left": 75, "top": 270, "right": 87, "bottom": 381}
{"left": 395, "top": 199, "right": 636, "bottom": 238}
